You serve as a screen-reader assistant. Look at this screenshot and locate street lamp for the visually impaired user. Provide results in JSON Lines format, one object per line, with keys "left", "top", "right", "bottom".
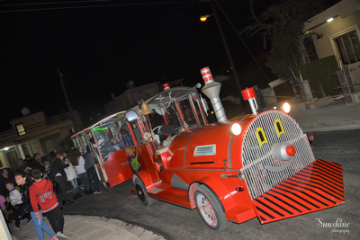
{"left": 200, "top": 0, "right": 243, "bottom": 102}
{"left": 200, "top": 14, "right": 213, "bottom": 22}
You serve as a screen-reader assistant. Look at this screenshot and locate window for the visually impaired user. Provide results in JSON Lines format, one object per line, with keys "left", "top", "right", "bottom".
{"left": 16, "top": 123, "right": 26, "bottom": 136}
{"left": 118, "top": 119, "right": 135, "bottom": 147}
{"left": 179, "top": 98, "right": 198, "bottom": 126}
{"left": 303, "top": 37, "right": 319, "bottom": 63}
{"left": 335, "top": 31, "right": 360, "bottom": 65}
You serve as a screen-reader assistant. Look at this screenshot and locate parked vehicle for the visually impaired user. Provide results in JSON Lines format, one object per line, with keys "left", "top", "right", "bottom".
{"left": 72, "top": 82, "right": 344, "bottom": 232}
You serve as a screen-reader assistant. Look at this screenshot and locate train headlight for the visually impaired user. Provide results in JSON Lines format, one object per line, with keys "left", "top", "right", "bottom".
{"left": 230, "top": 123, "right": 241, "bottom": 136}
{"left": 282, "top": 102, "right": 291, "bottom": 113}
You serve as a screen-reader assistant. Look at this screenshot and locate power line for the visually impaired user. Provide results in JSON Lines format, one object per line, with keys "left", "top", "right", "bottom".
{"left": 0, "top": 0, "right": 198, "bottom": 13}
{"left": 0, "top": 0, "right": 118, "bottom": 7}
{"left": 224, "top": 0, "right": 269, "bottom": 7}
{"left": 215, "top": 0, "right": 271, "bottom": 82}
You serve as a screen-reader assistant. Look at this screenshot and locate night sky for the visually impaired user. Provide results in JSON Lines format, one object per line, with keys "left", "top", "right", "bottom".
{"left": 0, "top": 0, "right": 273, "bottom": 131}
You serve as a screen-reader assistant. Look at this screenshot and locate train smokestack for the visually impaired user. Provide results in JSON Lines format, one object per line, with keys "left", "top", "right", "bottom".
{"left": 200, "top": 66, "right": 227, "bottom": 122}
{"left": 241, "top": 87, "right": 258, "bottom": 115}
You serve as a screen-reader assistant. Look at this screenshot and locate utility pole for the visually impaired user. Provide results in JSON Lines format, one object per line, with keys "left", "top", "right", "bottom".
{"left": 57, "top": 68, "right": 79, "bottom": 132}
{"left": 210, "top": 0, "right": 243, "bottom": 103}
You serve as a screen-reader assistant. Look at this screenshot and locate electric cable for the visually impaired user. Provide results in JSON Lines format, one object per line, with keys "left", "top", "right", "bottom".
{"left": 0, "top": 0, "right": 198, "bottom": 13}
{"left": 215, "top": 0, "right": 271, "bottom": 82}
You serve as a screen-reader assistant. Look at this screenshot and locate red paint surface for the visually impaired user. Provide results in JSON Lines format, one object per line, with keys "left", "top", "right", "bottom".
{"left": 241, "top": 88, "right": 256, "bottom": 100}
{"left": 103, "top": 149, "right": 133, "bottom": 187}
{"left": 286, "top": 146, "right": 296, "bottom": 156}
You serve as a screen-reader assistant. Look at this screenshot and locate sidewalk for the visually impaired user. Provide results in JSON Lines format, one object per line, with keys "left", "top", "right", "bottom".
{"left": 10, "top": 215, "right": 165, "bottom": 240}
{"left": 291, "top": 100, "right": 360, "bottom": 132}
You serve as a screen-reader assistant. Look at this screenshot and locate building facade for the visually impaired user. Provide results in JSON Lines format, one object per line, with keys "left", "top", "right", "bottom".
{"left": 304, "top": 0, "right": 360, "bottom": 91}
{"left": 0, "top": 111, "right": 83, "bottom": 170}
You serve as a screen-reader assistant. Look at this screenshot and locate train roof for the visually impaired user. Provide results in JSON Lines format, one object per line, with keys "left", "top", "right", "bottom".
{"left": 128, "top": 86, "right": 197, "bottom": 113}
{"left": 70, "top": 111, "right": 126, "bottom": 138}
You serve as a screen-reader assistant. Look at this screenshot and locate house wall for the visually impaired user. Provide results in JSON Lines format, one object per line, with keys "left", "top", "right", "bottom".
{"left": 29, "top": 139, "right": 45, "bottom": 157}
{"left": 9, "top": 112, "right": 46, "bottom": 130}
{"left": 304, "top": 0, "right": 360, "bottom": 91}
{"left": 311, "top": 13, "right": 360, "bottom": 59}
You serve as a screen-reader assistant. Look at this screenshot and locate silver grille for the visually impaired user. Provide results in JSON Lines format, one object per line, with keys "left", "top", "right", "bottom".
{"left": 241, "top": 110, "right": 315, "bottom": 200}
{"left": 194, "top": 144, "right": 216, "bottom": 156}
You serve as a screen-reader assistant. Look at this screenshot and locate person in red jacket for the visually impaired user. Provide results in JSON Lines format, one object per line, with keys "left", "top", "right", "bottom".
{"left": 29, "top": 169, "right": 68, "bottom": 240}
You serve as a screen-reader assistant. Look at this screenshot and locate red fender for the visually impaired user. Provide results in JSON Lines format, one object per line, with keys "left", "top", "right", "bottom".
{"left": 192, "top": 176, "right": 236, "bottom": 212}
{"left": 132, "top": 171, "right": 154, "bottom": 190}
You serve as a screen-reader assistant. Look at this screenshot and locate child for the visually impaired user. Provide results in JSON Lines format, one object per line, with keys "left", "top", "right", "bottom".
{"left": 0, "top": 194, "right": 10, "bottom": 223}
{"left": 6, "top": 179, "right": 26, "bottom": 230}
{"left": 29, "top": 169, "right": 69, "bottom": 240}
{"left": 15, "top": 171, "right": 57, "bottom": 240}
{"left": 64, "top": 157, "right": 81, "bottom": 200}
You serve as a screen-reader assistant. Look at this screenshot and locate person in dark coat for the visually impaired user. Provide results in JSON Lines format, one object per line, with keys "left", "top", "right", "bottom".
{"left": 0, "top": 169, "right": 10, "bottom": 198}
{"left": 84, "top": 145, "right": 101, "bottom": 194}
{"left": 17, "top": 159, "right": 27, "bottom": 172}
{"left": 50, "top": 153, "right": 73, "bottom": 206}
{"left": 32, "top": 153, "right": 49, "bottom": 174}
{"left": 24, "top": 155, "right": 33, "bottom": 168}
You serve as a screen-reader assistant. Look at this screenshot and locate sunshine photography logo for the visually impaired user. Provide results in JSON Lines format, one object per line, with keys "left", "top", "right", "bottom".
{"left": 316, "top": 218, "right": 350, "bottom": 234}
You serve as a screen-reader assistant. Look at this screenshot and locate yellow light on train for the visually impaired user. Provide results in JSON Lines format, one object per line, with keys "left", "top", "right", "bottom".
{"left": 230, "top": 123, "right": 241, "bottom": 136}
{"left": 283, "top": 102, "right": 291, "bottom": 113}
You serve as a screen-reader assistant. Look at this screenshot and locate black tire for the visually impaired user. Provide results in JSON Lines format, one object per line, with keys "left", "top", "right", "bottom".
{"left": 194, "top": 185, "right": 229, "bottom": 232}
{"left": 134, "top": 178, "right": 156, "bottom": 206}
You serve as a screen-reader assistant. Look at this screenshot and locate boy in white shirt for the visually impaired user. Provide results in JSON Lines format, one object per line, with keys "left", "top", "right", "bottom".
{"left": 6, "top": 179, "right": 24, "bottom": 230}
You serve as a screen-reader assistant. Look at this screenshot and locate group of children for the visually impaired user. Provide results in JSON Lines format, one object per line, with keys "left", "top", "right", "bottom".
{"left": 1, "top": 169, "right": 69, "bottom": 240}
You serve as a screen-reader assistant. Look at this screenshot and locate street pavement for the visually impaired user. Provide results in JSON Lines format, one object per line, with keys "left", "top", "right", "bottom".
{"left": 9, "top": 214, "right": 165, "bottom": 240}
{"left": 291, "top": 99, "right": 360, "bottom": 133}
{"left": 8, "top": 99, "right": 360, "bottom": 240}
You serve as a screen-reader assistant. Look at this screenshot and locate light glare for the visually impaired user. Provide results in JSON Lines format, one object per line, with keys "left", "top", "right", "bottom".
{"left": 230, "top": 123, "right": 241, "bottom": 136}
{"left": 327, "top": 18, "right": 333, "bottom": 22}
{"left": 283, "top": 102, "right": 291, "bottom": 113}
{"left": 200, "top": 15, "right": 209, "bottom": 22}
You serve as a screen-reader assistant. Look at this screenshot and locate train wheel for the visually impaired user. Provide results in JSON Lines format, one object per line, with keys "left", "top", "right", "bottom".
{"left": 194, "top": 185, "right": 229, "bottom": 232}
{"left": 134, "top": 178, "right": 156, "bottom": 206}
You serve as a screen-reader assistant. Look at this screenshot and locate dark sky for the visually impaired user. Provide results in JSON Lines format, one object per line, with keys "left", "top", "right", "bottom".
{"left": 0, "top": 0, "right": 273, "bottom": 131}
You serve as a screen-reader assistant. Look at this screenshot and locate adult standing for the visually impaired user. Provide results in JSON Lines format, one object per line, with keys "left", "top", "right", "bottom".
{"left": 17, "top": 159, "right": 27, "bottom": 172}
{"left": 50, "top": 153, "right": 73, "bottom": 206}
{"left": 24, "top": 155, "right": 33, "bottom": 168}
{"left": 71, "top": 149, "right": 93, "bottom": 195}
{"left": 32, "top": 153, "right": 50, "bottom": 174}
{"left": 0, "top": 169, "right": 10, "bottom": 197}
{"left": 84, "top": 145, "right": 101, "bottom": 194}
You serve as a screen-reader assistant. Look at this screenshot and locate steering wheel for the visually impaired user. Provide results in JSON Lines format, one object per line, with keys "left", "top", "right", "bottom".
{"left": 152, "top": 125, "right": 163, "bottom": 134}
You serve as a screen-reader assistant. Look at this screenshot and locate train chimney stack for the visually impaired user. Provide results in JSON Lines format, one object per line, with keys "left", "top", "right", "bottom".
{"left": 241, "top": 87, "right": 258, "bottom": 115}
{"left": 200, "top": 66, "right": 227, "bottom": 122}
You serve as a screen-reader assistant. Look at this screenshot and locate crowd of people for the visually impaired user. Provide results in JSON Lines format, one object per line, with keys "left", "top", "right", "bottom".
{"left": 0, "top": 146, "right": 101, "bottom": 240}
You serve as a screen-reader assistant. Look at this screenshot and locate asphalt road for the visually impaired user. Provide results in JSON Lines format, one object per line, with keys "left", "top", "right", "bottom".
{"left": 62, "top": 129, "right": 360, "bottom": 240}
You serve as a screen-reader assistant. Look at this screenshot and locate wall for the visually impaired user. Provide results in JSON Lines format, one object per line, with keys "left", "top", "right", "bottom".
{"left": 29, "top": 139, "right": 45, "bottom": 156}
{"left": 9, "top": 112, "right": 46, "bottom": 130}
{"left": 304, "top": 0, "right": 360, "bottom": 90}
{"left": 310, "top": 13, "right": 360, "bottom": 59}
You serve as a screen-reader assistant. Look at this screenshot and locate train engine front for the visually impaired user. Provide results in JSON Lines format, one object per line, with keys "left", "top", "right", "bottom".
{"left": 126, "top": 77, "right": 345, "bottom": 232}
{"left": 192, "top": 87, "right": 345, "bottom": 229}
